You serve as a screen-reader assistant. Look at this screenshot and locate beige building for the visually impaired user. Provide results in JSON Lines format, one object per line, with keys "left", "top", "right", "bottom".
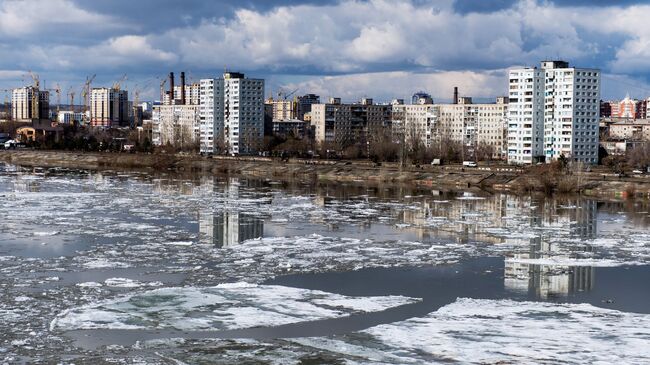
{"left": 608, "top": 119, "right": 650, "bottom": 140}
{"left": 90, "top": 88, "right": 129, "bottom": 127}
{"left": 392, "top": 97, "right": 508, "bottom": 159}
{"left": 311, "top": 98, "right": 391, "bottom": 146}
{"left": 164, "top": 84, "right": 201, "bottom": 106}
{"left": 11, "top": 87, "right": 49, "bottom": 122}
{"left": 152, "top": 104, "right": 200, "bottom": 147}
{"left": 266, "top": 98, "right": 296, "bottom": 121}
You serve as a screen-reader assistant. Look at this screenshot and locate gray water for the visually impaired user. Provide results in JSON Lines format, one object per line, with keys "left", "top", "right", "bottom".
{"left": 0, "top": 163, "right": 649, "bottom": 364}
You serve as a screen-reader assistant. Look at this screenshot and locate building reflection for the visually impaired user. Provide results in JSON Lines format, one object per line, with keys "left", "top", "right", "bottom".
{"left": 199, "top": 210, "right": 264, "bottom": 248}
{"left": 198, "top": 176, "right": 264, "bottom": 248}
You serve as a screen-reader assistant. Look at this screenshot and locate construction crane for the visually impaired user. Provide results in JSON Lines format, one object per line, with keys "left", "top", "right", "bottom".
{"left": 277, "top": 88, "right": 299, "bottom": 101}
{"left": 46, "top": 84, "right": 62, "bottom": 115}
{"left": 159, "top": 77, "right": 167, "bottom": 103}
{"left": 67, "top": 86, "right": 76, "bottom": 113}
{"left": 27, "top": 70, "right": 40, "bottom": 88}
{"left": 113, "top": 74, "right": 128, "bottom": 90}
{"left": 82, "top": 74, "right": 96, "bottom": 122}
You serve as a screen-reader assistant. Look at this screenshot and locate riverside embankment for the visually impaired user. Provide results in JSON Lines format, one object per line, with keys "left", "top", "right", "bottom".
{"left": 1, "top": 150, "right": 650, "bottom": 199}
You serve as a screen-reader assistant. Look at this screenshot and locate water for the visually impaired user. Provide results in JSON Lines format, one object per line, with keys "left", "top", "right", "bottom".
{"left": 0, "top": 163, "right": 649, "bottom": 364}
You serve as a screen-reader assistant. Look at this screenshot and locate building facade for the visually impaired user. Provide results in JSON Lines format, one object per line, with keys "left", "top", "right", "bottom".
{"left": 508, "top": 61, "right": 600, "bottom": 164}
{"left": 600, "top": 96, "right": 646, "bottom": 120}
{"left": 90, "top": 88, "right": 129, "bottom": 127}
{"left": 199, "top": 72, "right": 264, "bottom": 155}
{"left": 11, "top": 87, "right": 49, "bottom": 122}
{"left": 152, "top": 104, "right": 200, "bottom": 147}
{"left": 392, "top": 97, "right": 508, "bottom": 159}
{"left": 311, "top": 98, "right": 391, "bottom": 147}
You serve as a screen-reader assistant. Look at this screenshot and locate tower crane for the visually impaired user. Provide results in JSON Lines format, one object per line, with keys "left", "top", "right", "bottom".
{"left": 113, "top": 74, "right": 128, "bottom": 90}
{"left": 67, "top": 86, "right": 76, "bottom": 113}
{"left": 82, "top": 74, "right": 96, "bottom": 122}
{"left": 159, "top": 77, "right": 167, "bottom": 103}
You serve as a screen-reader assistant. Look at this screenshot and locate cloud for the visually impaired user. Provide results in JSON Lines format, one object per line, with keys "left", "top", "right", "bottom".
{"left": 2, "top": 0, "right": 650, "bottom": 101}
{"left": 278, "top": 70, "right": 507, "bottom": 102}
{"left": 0, "top": 0, "right": 123, "bottom": 38}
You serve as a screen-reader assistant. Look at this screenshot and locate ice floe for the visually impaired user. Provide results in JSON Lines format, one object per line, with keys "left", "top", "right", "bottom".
{"left": 51, "top": 283, "right": 419, "bottom": 332}
{"left": 293, "top": 298, "right": 650, "bottom": 364}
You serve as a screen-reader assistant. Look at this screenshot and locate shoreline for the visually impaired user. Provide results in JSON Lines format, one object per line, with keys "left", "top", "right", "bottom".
{"left": 1, "top": 150, "right": 649, "bottom": 200}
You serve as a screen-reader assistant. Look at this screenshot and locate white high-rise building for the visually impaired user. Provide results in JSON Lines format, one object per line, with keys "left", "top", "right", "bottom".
{"left": 507, "top": 67, "right": 544, "bottom": 164}
{"left": 11, "top": 87, "right": 49, "bottom": 122}
{"left": 508, "top": 61, "right": 600, "bottom": 164}
{"left": 199, "top": 72, "right": 264, "bottom": 155}
{"left": 151, "top": 104, "right": 200, "bottom": 147}
{"left": 90, "top": 88, "right": 129, "bottom": 127}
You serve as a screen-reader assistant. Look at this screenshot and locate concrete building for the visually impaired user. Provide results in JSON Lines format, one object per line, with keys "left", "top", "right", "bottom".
{"left": 266, "top": 98, "right": 296, "bottom": 121}
{"left": 272, "top": 119, "right": 309, "bottom": 138}
{"left": 89, "top": 88, "right": 129, "bottom": 127}
{"left": 508, "top": 61, "right": 600, "bottom": 164}
{"left": 152, "top": 104, "right": 200, "bottom": 147}
{"left": 199, "top": 72, "right": 264, "bottom": 155}
{"left": 296, "top": 94, "right": 320, "bottom": 121}
{"left": 392, "top": 96, "right": 508, "bottom": 159}
{"left": 11, "top": 87, "right": 49, "bottom": 122}
{"left": 57, "top": 111, "right": 84, "bottom": 124}
{"left": 608, "top": 119, "right": 650, "bottom": 140}
{"left": 311, "top": 98, "right": 391, "bottom": 147}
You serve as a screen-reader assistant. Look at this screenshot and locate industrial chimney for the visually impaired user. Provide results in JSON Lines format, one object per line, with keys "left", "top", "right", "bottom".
{"left": 169, "top": 72, "right": 175, "bottom": 105}
{"left": 453, "top": 87, "right": 458, "bottom": 104}
{"left": 180, "top": 72, "right": 186, "bottom": 105}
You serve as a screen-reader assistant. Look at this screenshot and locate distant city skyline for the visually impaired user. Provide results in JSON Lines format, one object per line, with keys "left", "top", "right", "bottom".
{"left": 1, "top": 0, "right": 650, "bottom": 101}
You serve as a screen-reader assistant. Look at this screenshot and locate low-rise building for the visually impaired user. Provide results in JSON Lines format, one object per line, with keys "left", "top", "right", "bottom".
{"left": 272, "top": 119, "right": 308, "bottom": 139}
{"left": 608, "top": 119, "right": 650, "bottom": 140}
{"left": 57, "top": 111, "right": 84, "bottom": 124}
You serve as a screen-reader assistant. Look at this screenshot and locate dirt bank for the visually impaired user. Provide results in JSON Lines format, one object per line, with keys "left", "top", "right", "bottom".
{"left": 1, "top": 150, "right": 650, "bottom": 200}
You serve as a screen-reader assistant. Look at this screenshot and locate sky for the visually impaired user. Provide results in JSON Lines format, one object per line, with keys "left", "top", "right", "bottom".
{"left": 1, "top": 0, "right": 650, "bottom": 103}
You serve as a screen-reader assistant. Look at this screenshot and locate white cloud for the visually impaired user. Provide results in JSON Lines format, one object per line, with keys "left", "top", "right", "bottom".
{"left": 278, "top": 70, "right": 507, "bottom": 102}
{"left": 0, "top": 0, "right": 122, "bottom": 37}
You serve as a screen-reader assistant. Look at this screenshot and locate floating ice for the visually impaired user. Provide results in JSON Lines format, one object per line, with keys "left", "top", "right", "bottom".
{"left": 294, "top": 298, "right": 650, "bottom": 364}
{"left": 50, "top": 283, "right": 419, "bottom": 332}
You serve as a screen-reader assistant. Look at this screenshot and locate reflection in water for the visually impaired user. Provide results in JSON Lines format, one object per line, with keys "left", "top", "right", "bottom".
{"left": 199, "top": 177, "right": 264, "bottom": 248}
{"left": 199, "top": 210, "right": 264, "bottom": 248}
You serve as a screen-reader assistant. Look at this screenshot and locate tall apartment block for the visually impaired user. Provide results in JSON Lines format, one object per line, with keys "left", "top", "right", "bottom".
{"left": 508, "top": 61, "right": 600, "bottom": 164}
{"left": 90, "top": 88, "right": 129, "bottom": 127}
{"left": 11, "top": 87, "right": 49, "bottom": 122}
{"left": 199, "top": 72, "right": 264, "bottom": 155}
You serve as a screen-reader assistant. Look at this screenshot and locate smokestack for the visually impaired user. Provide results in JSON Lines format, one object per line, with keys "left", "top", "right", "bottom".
{"left": 169, "top": 72, "right": 175, "bottom": 104}
{"left": 180, "top": 72, "right": 186, "bottom": 105}
{"left": 453, "top": 87, "right": 458, "bottom": 104}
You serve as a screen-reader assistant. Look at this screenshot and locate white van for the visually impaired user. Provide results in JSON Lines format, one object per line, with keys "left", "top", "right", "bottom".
{"left": 462, "top": 161, "right": 477, "bottom": 168}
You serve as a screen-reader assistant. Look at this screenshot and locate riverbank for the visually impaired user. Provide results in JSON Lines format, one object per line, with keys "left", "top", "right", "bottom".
{"left": 1, "top": 150, "right": 649, "bottom": 199}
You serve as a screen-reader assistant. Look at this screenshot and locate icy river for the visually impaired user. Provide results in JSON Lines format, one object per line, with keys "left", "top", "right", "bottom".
{"left": 1, "top": 163, "right": 649, "bottom": 364}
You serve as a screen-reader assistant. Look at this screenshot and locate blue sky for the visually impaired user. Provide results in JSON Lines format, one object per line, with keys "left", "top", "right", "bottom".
{"left": 1, "top": 0, "right": 650, "bottom": 103}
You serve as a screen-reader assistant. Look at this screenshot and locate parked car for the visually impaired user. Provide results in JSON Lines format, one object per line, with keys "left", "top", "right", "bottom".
{"left": 4, "top": 140, "right": 18, "bottom": 149}
{"left": 462, "top": 161, "right": 478, "bottom": 168}
{"left": 632, "top": 169, "right": 644, "bottom": 175}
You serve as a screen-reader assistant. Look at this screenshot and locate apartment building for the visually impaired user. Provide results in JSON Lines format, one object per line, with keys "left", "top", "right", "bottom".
{"left": 600, "top": 96, "right": 646, "bottom": 119}
{"left": 266, "top": 98, "right": 296, "bottom": 121}
{"left": 199, "top": 72, "right": 264, "bottom": 155}
{"left": 90, "top": 88, "right": 129, "bottom": 127}
{"left": 392, "top": 96, "right": 508, "bottom": 159}
{"left": 11, "top": 87, "right": 49, "bottom": 122}
{"left": 311, "top": 98, "right": 391, "bottom": 147}
{"left": 152, "top": 104, "right": 200, "bottom": 146}
{"left": 508, "top": 61, "right": 600, "bottom": 164}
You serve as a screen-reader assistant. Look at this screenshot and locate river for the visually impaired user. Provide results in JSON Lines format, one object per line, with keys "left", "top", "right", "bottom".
{"left": 0, "top": 163, "right": 648, "bottom": 364}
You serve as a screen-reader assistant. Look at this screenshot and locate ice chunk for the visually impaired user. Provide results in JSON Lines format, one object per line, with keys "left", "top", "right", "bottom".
{"left": 51, "top": 283, "right": 419, "bottom": 332}
{"left": 295, "top": 298, "right": 650, "bottom": 364}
